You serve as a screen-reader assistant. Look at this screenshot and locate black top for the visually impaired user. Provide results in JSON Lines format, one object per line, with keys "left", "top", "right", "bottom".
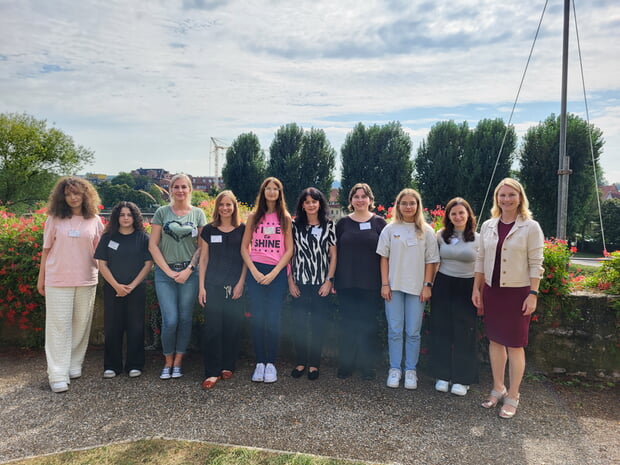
{"left": 200, "top": 223, "right": 246, "bottom": 287}
{"left": 335, "top": 215, "right": 386, "bottom": 291}
{"left": 94, "top": 230, "right": 152, "bottom": 285}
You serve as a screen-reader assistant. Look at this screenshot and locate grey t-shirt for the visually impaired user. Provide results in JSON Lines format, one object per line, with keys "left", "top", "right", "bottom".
{"left": 437, "top": 230, "right": 479, "bottom": 278}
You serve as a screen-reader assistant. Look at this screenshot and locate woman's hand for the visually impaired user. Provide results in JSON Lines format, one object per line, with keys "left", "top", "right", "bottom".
{"left": 232, "top": 281, "right": 244, "bottom": 300}
{"left": 381, "top": 285, "right": 392, "bottom": 302}
{"left": 259, "top": 270, "right": 276, "bottom": 286}
{"left": 522, "top": 294, "right": 538, "bottom": 316}
{"left": 173, "top": 267, "right": 191, "bottom": 284}
{"left": 472, "top": 288, "right": 484, "bottom": 316}
{"left": 289, "top": 282, "right": 301, "bottom": 298}
{"left": 420, "top": 286, "right": 432, "bottom": 303}
{"left": 318, "top": 281, "right": 332, "bottom": 297}
{"left": 198, "top": 287, "right": 207, "bottom": 307}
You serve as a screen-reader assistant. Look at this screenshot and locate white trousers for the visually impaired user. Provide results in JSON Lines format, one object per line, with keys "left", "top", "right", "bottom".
{"left": 44, "top": 285, "right": 97, "bottom": 384}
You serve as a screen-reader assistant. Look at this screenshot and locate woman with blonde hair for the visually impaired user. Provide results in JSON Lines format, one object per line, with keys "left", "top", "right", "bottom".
{"left": 335, "top": 182, "right": 386, "bottom": 380}
{"left": 37, "top": 176, "right": 104, "bottom": 393}
{"left": 241, "top": 177, "right": 293, "bottom": 383}
{"left": 376, "top": 188, "right": 439, "bottom": 389}
{"left": 472, "top": 178, "right": 544, "bottom": 418}
{"left": 198, "top": 190, "right": 247, "bottom": 389}
{"left": 149, "top": 174, "right": 206, "bottom": 380}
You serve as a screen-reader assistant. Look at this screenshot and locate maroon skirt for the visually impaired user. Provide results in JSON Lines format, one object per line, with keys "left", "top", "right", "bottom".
{"left": 482, "top": 284, "right": 531, "bottom": 348}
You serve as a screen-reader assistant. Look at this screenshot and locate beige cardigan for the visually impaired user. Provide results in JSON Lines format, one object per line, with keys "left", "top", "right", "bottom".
{"left": 475, "top": 215, "right": 544, "bottom": 287}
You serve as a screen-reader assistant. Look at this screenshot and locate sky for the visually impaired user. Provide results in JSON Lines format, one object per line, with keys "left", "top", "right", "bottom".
{"left": 2, "top": 0, "right": 619, "bottom": 184}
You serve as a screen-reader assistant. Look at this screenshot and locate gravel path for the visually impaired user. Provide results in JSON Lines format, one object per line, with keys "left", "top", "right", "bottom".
{"left": 0, "top": 348, "right": 617, "bottom": 465}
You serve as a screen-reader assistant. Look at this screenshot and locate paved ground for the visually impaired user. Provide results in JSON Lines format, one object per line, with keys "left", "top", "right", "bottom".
{"left": 0, "top": 347, "right": 618, "bottom": 465}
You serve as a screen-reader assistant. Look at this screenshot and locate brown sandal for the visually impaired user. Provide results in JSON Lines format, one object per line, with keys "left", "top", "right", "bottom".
{"left": 481, "top": 387, "right": 507, "bottom": 409}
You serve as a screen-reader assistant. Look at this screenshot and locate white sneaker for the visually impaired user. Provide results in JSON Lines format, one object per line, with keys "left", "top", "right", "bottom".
{"left": 451, "top": 383, "right": 470, "bottom": 396}
{"left": 252, "top": 363, "right": 266, "bottom": 382}
{"left": 50, "top": 381, "right": 68, "bottom": 393}
{"left": 103, "top": 370, "right": 116, "bottom": 379}
{"left": 69, "top": 370, "right": 82, "bottom": 379}
{"left": 435, "top": 379, "right": 450, "bottom": 392}
{"left": 264, "top": 363, "right": 277, "bottom": 383}
{"left": 404, "top": 370, "right": 418, "bottom": 390}
{"left": 386, "top": 368, "right": 401, "bottom": 388}
{"left": 128, "top": 369, "right": 142, "bottom": 378}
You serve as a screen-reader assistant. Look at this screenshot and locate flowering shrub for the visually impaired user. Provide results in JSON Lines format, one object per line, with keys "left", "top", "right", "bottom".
{"left": 540, "top": 239, "right": 575, "bottom": 297}
{"left": 425, "top": 206, "right": 445, "bottom": 232}
{"left": 0, "top": 208, "right": 46, "bottom": 347}
{"left": 584, "top": 251, "right": 620, "bottom": 295}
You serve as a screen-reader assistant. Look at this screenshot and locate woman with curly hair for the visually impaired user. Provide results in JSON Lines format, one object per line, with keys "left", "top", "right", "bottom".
{"left": 241, "top": 177, "right": 293, "bottom": 383}
{"left": 37, "top": 176, "right": 104, "bottom": 393}
{"left": 95, "top": 201, "right": 152, "bottom": 379}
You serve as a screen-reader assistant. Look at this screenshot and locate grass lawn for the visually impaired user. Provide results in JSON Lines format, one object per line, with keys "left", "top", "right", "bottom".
{"left": 8, "top": 439, "right": 375, "bottom": 465}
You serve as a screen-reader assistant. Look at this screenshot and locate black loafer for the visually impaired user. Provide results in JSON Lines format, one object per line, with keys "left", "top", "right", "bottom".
{"left": 308, "top": 369, "right": 319, "bottom": 381}
{"left": 291, "top": 367, "right": 305, "bottom": 378}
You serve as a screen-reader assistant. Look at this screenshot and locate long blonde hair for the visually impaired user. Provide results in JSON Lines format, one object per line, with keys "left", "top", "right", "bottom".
{"left": 211, "top": 190, "right": 241, "bottom": 227}
{"left": 393, "top": 188, "right": 426, "bottom": 238}
{"left": 491, "top": 178, "right": 532, "bottom": 220}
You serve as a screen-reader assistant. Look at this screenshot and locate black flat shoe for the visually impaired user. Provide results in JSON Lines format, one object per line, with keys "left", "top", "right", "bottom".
{"left": 291, "top": 366, "right": 305, "bottom": 378}
{"left": 308, "top": 369, "right": 319, "bottom": 381}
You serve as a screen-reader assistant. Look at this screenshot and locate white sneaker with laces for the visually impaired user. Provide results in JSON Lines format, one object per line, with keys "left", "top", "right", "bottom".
{"left": 435, "top": 379, "right": 450, "bottom": 392}
{"left": 50, "top": 381, "right": 68, "bottom": 393}
{"left": 103, "top": 370, "right": 116, "bottom": 379}
{"left": 404, "top": 370, "right": 418, "bottom": 390}
{"left": 386, "top": 368, "right": 401, "bottom": 388}
{"left": 128, "top": 369, "right": 142, "bottom": 378}
{"left": 252, "top": 363, "right": 266, "bottom": 382}
{"left": 264, "top": 363, "right": 277, "bottom": 383}
{"left": 451, "top": 383, "right": 470, "bottom": 396}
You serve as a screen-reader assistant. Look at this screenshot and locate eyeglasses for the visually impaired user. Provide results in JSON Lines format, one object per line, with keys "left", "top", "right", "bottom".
{"left": 399, "top": 202, "right": 417, "bottom": 207}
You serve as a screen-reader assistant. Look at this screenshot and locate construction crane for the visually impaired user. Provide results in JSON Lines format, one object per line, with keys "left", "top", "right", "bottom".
{"left": 210, "top": 137, "right": 229, "bottom": 178}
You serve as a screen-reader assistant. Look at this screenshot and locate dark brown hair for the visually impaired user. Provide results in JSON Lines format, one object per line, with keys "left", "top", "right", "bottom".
{"left": 441, "top": 197, "right": 477, "bottom": 243}
{"left": 104, "top": 201, "right": 145, "bottom": 235}
{"left": 47, "top": 176, "right": 101, "bottom": 219}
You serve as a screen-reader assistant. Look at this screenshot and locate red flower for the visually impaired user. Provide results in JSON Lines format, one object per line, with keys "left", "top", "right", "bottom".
{"left": 377, "top": 205, "right": 385, "bottom": 212}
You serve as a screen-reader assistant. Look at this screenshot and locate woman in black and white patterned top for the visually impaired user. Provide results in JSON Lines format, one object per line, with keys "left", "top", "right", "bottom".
{"left": 288, "top": 187, "right": 337, "bottom": 380}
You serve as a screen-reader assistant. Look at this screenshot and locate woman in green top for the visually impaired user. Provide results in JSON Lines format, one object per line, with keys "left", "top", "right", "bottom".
{"left": 149, "top": 174, "right": 206, "bottom": 380}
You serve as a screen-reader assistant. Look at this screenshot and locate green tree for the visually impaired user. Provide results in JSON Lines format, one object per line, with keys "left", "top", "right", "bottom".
{"left": 519, "top": 113, "right": 604, "bottom": 239}
{"left": 599, "top": 199, "right": 620, "bottom": 251}
{"left": 111, "top": 172, "right": 136, "bottom": 188}
{"left": 268, "top": 123, "right": 304, "bottom": 209}
{"left": 414, "top": 120, "right": 469, "bottom": 210}
{"left": 221, "top": 132, "right": 267, "bottom": 206}
{"left": 0, "top": 113, "right": 94, "bottom": 211}
{"left": 298, "top": 128, "right": 336, "bottom": 202}
{"left": 461, "top": 118, "right": 516, "bottom": 221}
{"left": 340, "top": 122, "right": 413, "bottom": 208}
{"left": 97, "top": 182, "right": 154, "bottom": 210}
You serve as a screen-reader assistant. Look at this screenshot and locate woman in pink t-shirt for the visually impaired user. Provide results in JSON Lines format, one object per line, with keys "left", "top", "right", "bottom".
{"left": 241, "top": 177, "right": 293, "bottom": 384}
{"left": 37, "top": 177, "right": 104, "bottom": 393}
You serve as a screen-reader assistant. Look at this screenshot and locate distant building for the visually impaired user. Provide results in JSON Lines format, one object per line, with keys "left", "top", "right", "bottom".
{"left": 84, "top": 173, "right": 113, "bottom": 185}
{"left": 130, "top": 168, "right": 171, "bottom": 187}
{"left": 329, "top": 187, "right": 345, "bottom": 221}
{"left": 130, "top": 168, "right": 223, "bottom": 193}
{"left": 600, "top": 185, "right": 620, "bottom": 201}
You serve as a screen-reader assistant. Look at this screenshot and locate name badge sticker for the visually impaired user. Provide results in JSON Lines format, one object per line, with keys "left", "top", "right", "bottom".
{"left": 68, "top": 230, "right": 81, "bottom": 238}
{"left": 191, "top": 227, "right": 198, "bottom": 238}
{"left": 359, "top": 222, "right": 371, "bottom": 231}
{"left": 406, "top": 238, "right": 417, "bottom": 246}
{"left": 450, "top": 237, "right": 460, "bottom": 245}
{"left": 263, "top": 226, "right": 276, "bottom": 235}
{"left": 108, "top": 240, "right": 119, "bottom": 250}
{"left": 311, "top": 227, "right": 322, "bottom": 239}
{"left": 211, "top": 235, "right": 223, "bottom": 243}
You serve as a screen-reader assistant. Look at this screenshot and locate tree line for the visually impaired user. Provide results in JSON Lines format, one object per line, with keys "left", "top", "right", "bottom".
{"left": 0, "top": 112, "right": 615, "bottom": 249}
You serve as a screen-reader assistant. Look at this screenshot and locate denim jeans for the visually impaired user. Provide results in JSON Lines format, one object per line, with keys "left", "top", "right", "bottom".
{"left": 384, "top": 290, "right": 425, "bottom": 371}
{"left": 245, "top": 262, "right": 288, "bottom": 364}
{"left": 154, "top": 265, "right": 199, "bottom": 356}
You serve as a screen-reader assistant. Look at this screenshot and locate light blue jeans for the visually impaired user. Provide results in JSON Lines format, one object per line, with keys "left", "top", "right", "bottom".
{"left": 154, "top": 266, "right": 199, "bottom": 356}
{"left": 385, "top": 290, "right": 425, "bottom": 371}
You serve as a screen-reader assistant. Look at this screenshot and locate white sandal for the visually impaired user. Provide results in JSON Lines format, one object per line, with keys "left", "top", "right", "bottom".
{"left": 499, "top": 395, "right": 520, "bottom": 419}
{"left": 481, "top": 387, "right": 507, "bottom": 409}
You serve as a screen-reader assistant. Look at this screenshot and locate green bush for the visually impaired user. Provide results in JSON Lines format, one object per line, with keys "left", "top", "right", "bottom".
{"left": 585, "top": 251, "right": 620, "bottom": 295}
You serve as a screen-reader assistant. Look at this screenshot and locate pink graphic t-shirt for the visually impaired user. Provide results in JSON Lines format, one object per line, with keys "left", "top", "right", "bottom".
{"left": 249, "top": 212, "right": 287, "bottom": 266}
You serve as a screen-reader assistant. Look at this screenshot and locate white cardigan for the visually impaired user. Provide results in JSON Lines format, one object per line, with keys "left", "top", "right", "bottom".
{"left": 475, "top": 215, "right": 544, "bottom": 287}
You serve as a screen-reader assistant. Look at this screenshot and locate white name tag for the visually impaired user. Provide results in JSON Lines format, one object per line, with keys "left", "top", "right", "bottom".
{"left": 68, "top": 230, "right": 80, "bottom": 238}
{"left": 108, "top": 240, "right": 119, "bottom": 250}
{"left": 211, "top": 235, "right": 223, "bottom": 243}
{"left": 450, "top": 237, "right": 460, "bottom": 245}
{"left": 191, "top": 227, "right": 198, "bottom": 238}
{"left": 407, "top": 238, "right": 417, "bottom": 246}
{"left": 311, "top": 227, "right": 322, "bottom": 239}
{"left": 359, "top": 222, "right": 371, "bottom": 230}
{"left": 263, "top": 226, "right": 276, "bottom": 235}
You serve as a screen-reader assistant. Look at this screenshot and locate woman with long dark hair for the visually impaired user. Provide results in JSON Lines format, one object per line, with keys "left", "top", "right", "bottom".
{"left": 37, "top": 176, "right": 104, "bottom": 393}
{"left": 288, "top": 187, "right": 337, "bottom": 381}
{"left": 241, "top": 177, "right": 293, "bottom": 383}
{"left": 430, "top": 197, "right": 479, "bottom": 396}
{"left": 95, "top": 201, "right": 152, "bottom": 379}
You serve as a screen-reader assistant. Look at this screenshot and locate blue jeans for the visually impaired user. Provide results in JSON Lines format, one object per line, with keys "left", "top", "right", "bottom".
{"left": 154, "top": 266, "right": 199, "bottom": 356}
{"left": 245, "top": 262, "right": 288, "bottom": 364}
{"left": 385, "top": 290, "right": 425, "bottom": 371}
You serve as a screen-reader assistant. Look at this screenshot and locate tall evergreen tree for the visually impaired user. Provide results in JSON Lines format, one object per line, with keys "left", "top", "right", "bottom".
{"left": 268, "top": 123, "right": 304, "bottom": 209}
{"left": 519, "top": 113, "right": 604, "bottom": 239}
{"left": 221, "top": 132, "right": 266, "bottom": 206}
{"left": 298, "top": 128, "right": 336, "bottom": 201}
